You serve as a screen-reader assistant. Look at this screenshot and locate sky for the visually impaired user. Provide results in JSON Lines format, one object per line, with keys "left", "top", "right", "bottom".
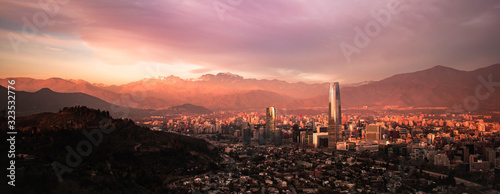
{"left": 1, "top": 0, "right": 500, "bottom": 85}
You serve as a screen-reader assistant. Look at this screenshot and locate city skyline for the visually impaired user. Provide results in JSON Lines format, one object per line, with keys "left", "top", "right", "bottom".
{"left": 3, "top": 0, "right": 500, "bottom": 192}
{"left": 2, "top": 1, "right": 500, "bottom": 84}
{"left": 3, "top": 63, "right": 500, "bottom": 193}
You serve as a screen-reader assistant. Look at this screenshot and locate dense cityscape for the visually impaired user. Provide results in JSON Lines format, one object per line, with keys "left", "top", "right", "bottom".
{"left": 134, "top": 83, "right": 500, "bottom": 193}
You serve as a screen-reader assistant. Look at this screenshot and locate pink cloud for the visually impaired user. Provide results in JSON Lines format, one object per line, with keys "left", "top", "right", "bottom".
{"left": 1, "top": 0, "right": 500, "bottom": 83}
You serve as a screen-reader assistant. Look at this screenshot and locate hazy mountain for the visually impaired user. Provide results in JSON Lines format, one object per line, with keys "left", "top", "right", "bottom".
{"left": 192, "top": 89, "right": 293, "bottom": 111}
{"left": 115, "top": 73, "right": 323, "bottom": 109}
{"left": 0, "top": 86, "right": 122, "bottom": 116}
{"left": 0, "top": 73, "right": 312, "bottom": 110}
{"left": 166, "top": 103, "right": 213, "bottom": 114}
{"left": 283, "top": 64, "right": 500, "bottom": 111}
{"left": 0, "top": 77, "right": 170, "bottom": 109}
{"left": 2, "top": 63, "right": 499, "bottom": 111}
{"left": 0, "top": 86, "right": 213, "bottom": 117}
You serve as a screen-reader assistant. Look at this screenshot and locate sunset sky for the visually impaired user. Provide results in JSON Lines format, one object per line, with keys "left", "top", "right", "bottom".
{"left": 1, "top": 0, "right": 500, "bottom": 85}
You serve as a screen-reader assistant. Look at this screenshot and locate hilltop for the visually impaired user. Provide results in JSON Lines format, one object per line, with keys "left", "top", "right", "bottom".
{"left": 0, "top": 106, "right": 221, "bottom": 193}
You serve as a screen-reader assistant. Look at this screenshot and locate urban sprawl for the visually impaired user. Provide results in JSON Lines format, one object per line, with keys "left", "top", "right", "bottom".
{"left": 136, "top": 83, "right": 500, "bottom": 193}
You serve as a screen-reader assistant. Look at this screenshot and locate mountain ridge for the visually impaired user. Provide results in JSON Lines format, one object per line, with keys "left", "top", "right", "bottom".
{"left": 282, "top": 63, "right": 500, "bottom": 110}
{"left": 2, "top": 63, "right": 499, "bottom": 111}
{"left": 0, "top": 86, "right": 213, "bottom": 117}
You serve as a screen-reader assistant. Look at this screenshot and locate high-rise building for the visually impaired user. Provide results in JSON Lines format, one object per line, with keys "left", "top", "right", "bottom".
{"left": 266, "top": 106, "right": 277, "bottom": 143}
{"left": 300, "top": 131, "right": 307, "bottom": 144}
{"left": 328, "top": 82, "right": 341, "bottom": 149}
{"left": 292, "top": 124, "right": 300, "bottom": 143}
{"left": 242, "top": 122, "right": 251, "bottom": 145}
{"left": 274, "top": 127, "right": 282, "bottom": 146}
{"left": 366, "top": 124, "right": 382, "bottom": 140}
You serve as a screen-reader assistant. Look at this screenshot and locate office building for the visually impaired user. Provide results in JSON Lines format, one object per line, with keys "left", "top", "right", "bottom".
{"left": 266, "top": 106, "right": 277, "bottom": 143}
{"left": 366, "top": 124, "right": 382, "bottom": 140}
{"left": 328, "top": 82, "right": 341, "bottom": 149}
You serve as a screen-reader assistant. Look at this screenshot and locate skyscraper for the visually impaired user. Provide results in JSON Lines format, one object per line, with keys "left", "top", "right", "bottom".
{"left": 242, "top": 122, "right": 251, "bottom": 145}
{"left": 266, "top": 106, "right": 277, "bottom": 143}
{"left": 328, "top": 82, "right": 341, "bottom": 149}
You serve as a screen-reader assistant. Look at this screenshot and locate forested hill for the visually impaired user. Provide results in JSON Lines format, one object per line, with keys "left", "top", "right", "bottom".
{"left": 1, "top": 106, "right": 221, "bottom": 193}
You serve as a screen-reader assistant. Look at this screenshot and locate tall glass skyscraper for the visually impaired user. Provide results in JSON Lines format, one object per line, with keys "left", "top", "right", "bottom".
{"left": 266, "top": 107, "right": 277, "bottom": 142}
{"left": 328, "top": 82, "right": 341, "bottom": 149}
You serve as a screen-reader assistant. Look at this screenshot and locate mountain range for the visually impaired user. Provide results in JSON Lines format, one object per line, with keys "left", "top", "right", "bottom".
{"left": 0, "top": 86, "right": 123, "bottom": 116}
{"left": 1, "top": 64, "right": 499, "bottom": 113}
{"left": 0, "top": 87, "right": 212, "bottom": 117}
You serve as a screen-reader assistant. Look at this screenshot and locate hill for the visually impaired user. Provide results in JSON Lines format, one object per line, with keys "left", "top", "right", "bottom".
{"left": 0, "top": 86, "right": 214, "bottom": 117}
{"left": 0, "top": 106, "right": 221, "bottom": 193}
{"left": 0, "top": 86, "right": 166, "bottom": 118}
{"left": 0, "top": 77, "right": 170, "bottom": 109}
{"left": 0, "top": 86, "right": 118, "bottom": 116}
{"left": 166, "top": 103, "right": 213, "bottom": 114}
